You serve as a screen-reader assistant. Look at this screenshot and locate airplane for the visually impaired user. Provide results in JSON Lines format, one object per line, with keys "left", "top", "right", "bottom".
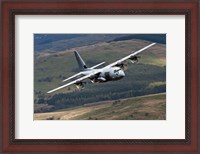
{"left": 47, "top": 43, "right": 156, "bottom": 94}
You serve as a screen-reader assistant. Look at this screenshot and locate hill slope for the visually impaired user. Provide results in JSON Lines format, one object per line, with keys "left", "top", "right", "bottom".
{"left": 34, "top": 93, "right": 166, "bottom": 120}
{"left": 34, "top": 34, "right": 165, "bottom": 52}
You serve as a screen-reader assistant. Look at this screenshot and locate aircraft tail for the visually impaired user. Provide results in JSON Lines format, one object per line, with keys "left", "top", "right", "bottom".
{"left": 74, "top": 51, "right": 88, "bottom": 71}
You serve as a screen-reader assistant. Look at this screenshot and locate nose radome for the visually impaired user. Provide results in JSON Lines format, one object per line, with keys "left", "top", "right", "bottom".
{"left": 120, "top": 70, "right": 125, "bottom": 77}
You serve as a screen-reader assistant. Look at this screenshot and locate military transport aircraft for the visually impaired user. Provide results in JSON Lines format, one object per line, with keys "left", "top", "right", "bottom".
{"left": 47, "top": 43, "right": 156, "bottom": 93}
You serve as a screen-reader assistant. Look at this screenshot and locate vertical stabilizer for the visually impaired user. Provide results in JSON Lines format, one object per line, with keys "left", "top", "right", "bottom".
{"left": 74, "top": 51, "right": 88, "bottom": 71}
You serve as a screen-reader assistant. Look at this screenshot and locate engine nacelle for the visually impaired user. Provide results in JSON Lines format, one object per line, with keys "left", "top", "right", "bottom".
{"left": 97, "top": 77, "right": 106, "bottom": 82}
{"left": 115, "top": 63, "right": 128, "bottom": 70}
{"left": 129, "top": 55, "right": 140, "bottom": 63}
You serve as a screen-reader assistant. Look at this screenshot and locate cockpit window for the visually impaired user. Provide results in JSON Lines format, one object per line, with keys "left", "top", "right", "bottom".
{"left": 114, "top": 70, "right": 119, "bottom": 75}
{"left": 114, "top": 69, "right": 120, "bottom": 73}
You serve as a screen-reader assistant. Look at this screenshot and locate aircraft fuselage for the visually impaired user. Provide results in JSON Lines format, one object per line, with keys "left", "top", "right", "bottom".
{"left": 82, "top": 66, "right": 125, "bottom": 83}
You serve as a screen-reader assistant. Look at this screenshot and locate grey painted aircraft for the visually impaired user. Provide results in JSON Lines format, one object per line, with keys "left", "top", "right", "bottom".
{"left": 47, "top": 43, "right": 156, "bottom": 93}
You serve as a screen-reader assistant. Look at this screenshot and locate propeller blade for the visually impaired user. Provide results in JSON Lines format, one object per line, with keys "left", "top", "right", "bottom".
{"left": 123, "top": 64, "right": 128, "bottom": 70}
{"left": 121, "top": 62, "right": 128, "bottom": 70}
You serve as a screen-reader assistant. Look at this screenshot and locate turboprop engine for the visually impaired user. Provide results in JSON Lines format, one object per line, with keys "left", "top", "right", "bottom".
{"left": 115, "top": 62, "right": 128, "bottom": 70}
{"left": 129, "top": 55, "right": 141, "bottom": 63}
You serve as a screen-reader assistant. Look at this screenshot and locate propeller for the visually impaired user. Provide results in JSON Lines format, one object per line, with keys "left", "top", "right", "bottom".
{"left": 90, "top": 72, "right": 101, "bottom": 83}
{"left": 122, "top": 63, "right": 128, "bottom": 70}
{"left": 75, "top": 81, "right": 85, "bottom": 90}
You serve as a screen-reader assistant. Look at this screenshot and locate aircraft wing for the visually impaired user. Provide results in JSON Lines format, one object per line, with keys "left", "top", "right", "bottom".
{"left": 105, "top": 43, "right": 156, "bottom": 68}
{"left": 47, "top": 71, "right": 100, "bottom": 94}
{"left": 62, "top": 72, "right": 82, "bottom": 82}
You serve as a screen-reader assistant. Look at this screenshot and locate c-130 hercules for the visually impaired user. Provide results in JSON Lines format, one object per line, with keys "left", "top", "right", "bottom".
{"left": 47, "top": 43, "right": 156, "bottom": 93}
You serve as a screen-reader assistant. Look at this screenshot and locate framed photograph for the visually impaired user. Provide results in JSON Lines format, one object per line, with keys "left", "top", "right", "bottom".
{"left": 1, "top": 0, "right": 199, "bottom": 153}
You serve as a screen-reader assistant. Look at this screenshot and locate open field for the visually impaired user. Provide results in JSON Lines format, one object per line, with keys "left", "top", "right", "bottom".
{"left": 34, "top": 93, "right": 166, "bottom": 120}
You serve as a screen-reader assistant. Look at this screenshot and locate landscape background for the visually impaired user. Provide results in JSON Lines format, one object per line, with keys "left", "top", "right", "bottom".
{"left": 34, "top": 34, "right": 166, "bottom": 120}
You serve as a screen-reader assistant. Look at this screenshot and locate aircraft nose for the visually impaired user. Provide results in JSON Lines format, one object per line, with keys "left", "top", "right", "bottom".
{"left": 120, "top": 70, "right": 125, "bottom": 77}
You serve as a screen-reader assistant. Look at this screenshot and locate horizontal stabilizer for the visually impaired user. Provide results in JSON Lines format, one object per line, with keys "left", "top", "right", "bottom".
{"left": 90, "top": 62, "right": 105, "bottom": 69}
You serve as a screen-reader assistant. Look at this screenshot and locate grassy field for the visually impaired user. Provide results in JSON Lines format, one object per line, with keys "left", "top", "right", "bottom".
{"left": 34, "top": 93, "right": 166, "bottom": 120}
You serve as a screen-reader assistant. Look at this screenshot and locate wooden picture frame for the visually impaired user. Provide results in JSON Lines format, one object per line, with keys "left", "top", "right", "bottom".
{"left": 1, "top": 0, "right": 199, "bottom": 153}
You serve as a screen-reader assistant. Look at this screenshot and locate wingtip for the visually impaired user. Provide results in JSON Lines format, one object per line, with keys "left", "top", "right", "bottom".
{"left": 47, "top": 90, "right": 53, "bottom": 94}
{"left": 149, "top": 42, "right": 156, "bottom": 47}
{"left": 62, "top": 79, "right": 67, "bottom": 82}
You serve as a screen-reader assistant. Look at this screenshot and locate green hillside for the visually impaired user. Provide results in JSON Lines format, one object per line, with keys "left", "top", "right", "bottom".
{"left": 34, "top": 34, "right": 128, "bottom": 52}
{"left": 34, "top": 93, "right": 166, "bottom": 120}
{"left": 34, "top": 39, "right": 166, "bottom": 113}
